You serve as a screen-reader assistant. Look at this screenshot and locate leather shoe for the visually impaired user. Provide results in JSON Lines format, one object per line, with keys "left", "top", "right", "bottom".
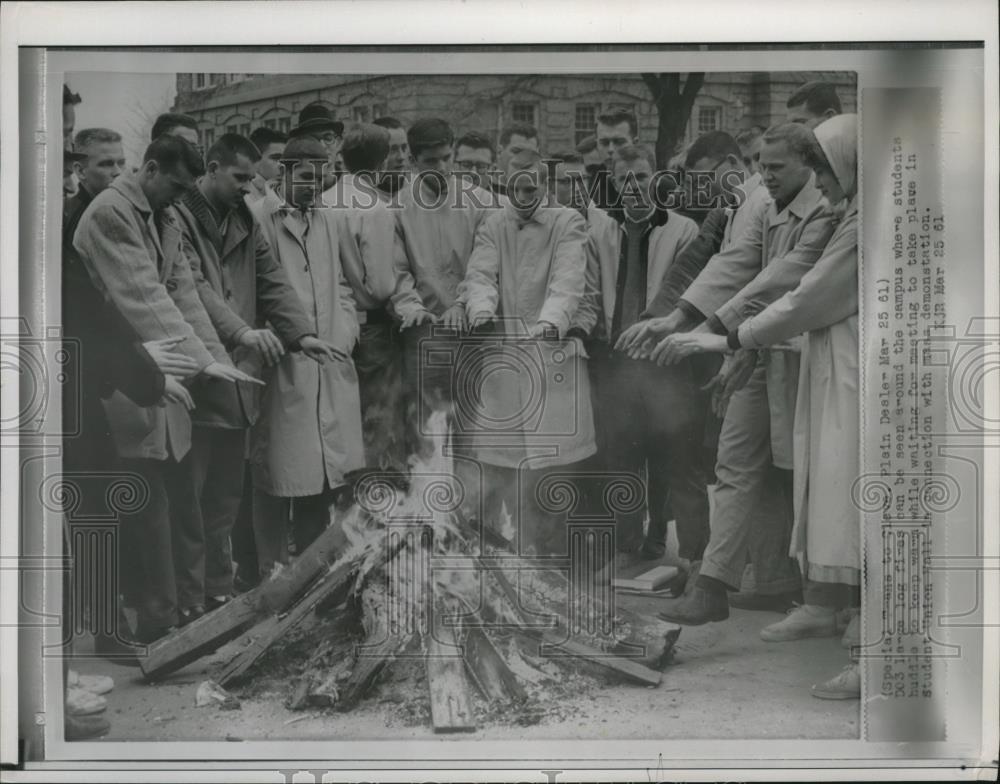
{"left": 657, "top": 583, "right": 729, "bottom": 626}
{"left": 65, "top": 713, "right": 111, "bottom": 740}
{"left": 177, "top": 605, "right": 204, "bottom": 627}
{"left": 728, "top": 589, "right": 801, "bottom": 613}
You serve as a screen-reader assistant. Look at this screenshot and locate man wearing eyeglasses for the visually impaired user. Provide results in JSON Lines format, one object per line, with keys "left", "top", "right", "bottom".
{"left": 288, "top": 102, "right": 344, "bottom": 190}
{"left": 454, "top": 131, "right": 496, "bottom": 189}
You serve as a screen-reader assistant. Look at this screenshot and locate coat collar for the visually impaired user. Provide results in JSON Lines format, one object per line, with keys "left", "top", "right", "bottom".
{"left": 769, "top": 174, "right": 821, "bottom": 226}
{"left": 110, "top": 169, "right": 155, "bottom": 215}
{"left": 183, "top": 181, "right": 252, "bottom": 257}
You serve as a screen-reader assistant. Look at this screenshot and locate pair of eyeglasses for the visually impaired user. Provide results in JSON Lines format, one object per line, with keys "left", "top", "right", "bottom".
{"left": 456, "top": 161, "right": 492, "bottom": 174}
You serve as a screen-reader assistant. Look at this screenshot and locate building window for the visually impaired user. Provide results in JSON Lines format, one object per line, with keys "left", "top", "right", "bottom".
{"left": 226, "top": 124, "right": 238, "bottom": 135}
{"left": 352, "top": 105, "right": 370, "bottom": 123}
{"left": 278, "top": 116, "right": 291, "bottom": 133}
{"left": 574, "top": 103, "right": 598, "bottom": 145}
{"left": 210, "top": 73, "right": 225, "bottom": 86}
{"left": 240, "top": 122, "right": 251, "bottom": 136}
{"left": 263, "top": 118, "right": 277, "bottom": 130}
{"left": 194, "top": 73, "right": 207, "bottom": 90}
{"left": 511, "top": 102, "right": 537, "bottom": 128}
{"left": 372, "top": 103, "right": 388, "bottom": 120}
{"left": 229, "top": 73, "right": 246, "bottom": 84}
{"left": 698, "top": 106, "right": 721, "bottom": 134}
{"left": 203, "top": 128, "right": 215, "bottom": 148}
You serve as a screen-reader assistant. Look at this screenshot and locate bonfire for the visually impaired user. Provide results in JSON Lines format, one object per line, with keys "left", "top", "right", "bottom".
{"left": 140, "top": 413, "right": 681, "bottom": 732}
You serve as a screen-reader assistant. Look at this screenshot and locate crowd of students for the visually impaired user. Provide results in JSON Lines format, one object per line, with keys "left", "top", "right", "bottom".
{"left": 59, "top": 78, "right": 860, "bottom": 738}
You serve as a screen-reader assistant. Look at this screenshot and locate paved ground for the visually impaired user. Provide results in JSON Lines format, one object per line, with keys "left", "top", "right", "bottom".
{"left": 70, "top": 587, "right": 858, "bottom": 742}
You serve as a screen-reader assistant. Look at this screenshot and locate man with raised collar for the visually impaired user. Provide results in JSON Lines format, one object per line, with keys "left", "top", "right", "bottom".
{"left": 459, "top": 148, "right": 593, "bottom": 554}
{"left": 175, "top": 133, "right": 338, "bottom": 620}
{"left": 247, "top": 136, "right": 363, "bottom": 574}
{"left": 645, "top": 123, "right": 839, "bottom": 626}
{"left": 73, "top": 134, "right": 256, "bottom": 642}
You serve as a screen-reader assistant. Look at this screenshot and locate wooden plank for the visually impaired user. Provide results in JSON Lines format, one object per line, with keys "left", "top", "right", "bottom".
{"left": 425, "top": 625, "right": 477, "bottom": 733}
{"left": 140, "top": 510, "right": 353, "bottom": 681}
{"left": 462, "top": 627, "right": 527, "bottom": 703}
{"left": 214, "top": 565, "right": 348, "bottom": 688}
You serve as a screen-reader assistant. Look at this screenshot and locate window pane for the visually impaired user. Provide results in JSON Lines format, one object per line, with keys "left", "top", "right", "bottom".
{"left": 226, "top": 125, "right": 238, "bottom": 135}
{"left": 195, "top": 73, "right": 206, "bottom": 89}
{"left": 575, "top": 103, "right": 597, "bottom": 146}
{"left": 352, "top": 105, "right": 370, "bottom": 123}
{"left": 203, "top": 128, "right": 215, "bottom": 147}
{"left": 278, "top": 117, "right": 291, "bottom": 133}
{"left": 511, "top": 102, "right": 535, "bottom": 126}
{"left": 698, "top": 106, "right": 720, "bottom": 133}
{"left": 264, "top": 118, "right": 277, "bottom": 130}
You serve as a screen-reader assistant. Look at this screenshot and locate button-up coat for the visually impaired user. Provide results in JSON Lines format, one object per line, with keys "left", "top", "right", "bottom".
{"left": 395, "top": 177, "right": 498, "bottom": 316}
{"left": 459, "top": 204, "right": 595, "bottom": 469}
{"left": 73, "top": 171, "right": 228, "bottom": 461}
{"left": 678, "top": 179, "right": 836, "bottom": 468}
{"left": 176, "top": 185, "right": 315, "bottom": 430}
{"left": 248, "top": 200, "right": 364, "bottom": 496}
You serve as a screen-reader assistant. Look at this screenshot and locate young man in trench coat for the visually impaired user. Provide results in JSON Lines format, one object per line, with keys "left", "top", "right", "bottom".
{"left": 247, "top": 137, "right": 364, "bottom": 573}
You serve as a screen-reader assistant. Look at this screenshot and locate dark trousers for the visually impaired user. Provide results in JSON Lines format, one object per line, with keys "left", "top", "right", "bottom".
{"left": 117, "top": 457, "right": 185, "bottom": 631}
{"left": 355, "top": 320, "right": 407, "bottom": 471}
{"left": 170, "top": 426, "right": 244, "bottom": 608}
{"left": 253, "top": 486, "right": 333, "bottom": 575}
{"left": 230, "top": 462, "right": 258, "bottom": 586}
{"left": 588, "top": 345, "right": 710, "bottom": 560}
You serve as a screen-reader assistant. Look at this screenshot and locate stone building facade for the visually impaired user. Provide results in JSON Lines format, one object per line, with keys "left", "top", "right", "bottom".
{"left": 173, "top": 71, "right": 856, "bottom": 154}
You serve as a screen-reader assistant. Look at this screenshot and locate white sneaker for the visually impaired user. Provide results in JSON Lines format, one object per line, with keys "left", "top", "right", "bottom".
{"left": 65, "top": 686, "right": 107, "bottom": 716}
{"left": 759, "top": 604, "right": 838, "bottom": 642}
{"left": 811, "top": 663, "right": 860, "bottom": 700}
{"left": 67, "top": 670, "right": 114, "bottom": 695}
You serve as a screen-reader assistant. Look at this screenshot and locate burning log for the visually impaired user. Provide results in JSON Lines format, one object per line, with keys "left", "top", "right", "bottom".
{"left": 424, "top": 623, "right": 476, "bottom": 733}
{"left": 139, "top": 511, "right": 355, "bottom": 681}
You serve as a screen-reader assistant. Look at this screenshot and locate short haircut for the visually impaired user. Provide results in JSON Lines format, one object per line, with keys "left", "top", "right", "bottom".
{"left": 499, "top": 123, "right": 538, "bottom": 147}
{"left": 282, "top": 136, "right": 329, "bottom": 162}
{"left": 611, "top": 144, "right": 657, "bottom": 172}
{"left": 206, "top": 133, "right": 261, "bottom": 167}
{"left": 372, "top": 116, "right": 404, "bottom": 131}
{"left": 548, "top": 151, "right": 585, "bottom": 165}
{"left": 455, "top": 131, "right": 495, "bottom": 158}
{"left": 786, "top": 81, "right": 842, "bottom": 117}
{"left": 575, "top": 135, "right": 598, "bottom": 155}
{"left": 151, "top": 112, "right": 200, "bottom": 142}
{"left": 597, "top": 110, "right": 638, "bottom": 139}
{"left": 505, "top": 148, "right": 546, "bottom": 178}
{"left": 684, "top": 131, "right": 742, "bottom": 168}
{"left": 735, "top": 127, "right": 763, "bottom": 146}
{"left": 761, "top": 122, "right": 820, "bottom": 161}
{"left": 63, "top": 84, "right": 82, "bottom": 106}
{"left": 340, "top": 122, "right": 391, "bottom": 173}
{"left": 249, "top": 126, "right": 288, "bottom": 151}
{"left": 407, "top": 117, "right": 454, "bottom": 157}
{"left": 143, "top": 134, "right": 205, "bottom": 177}
{"left": 73, "top": 128, "right": 122, "bottom": 155}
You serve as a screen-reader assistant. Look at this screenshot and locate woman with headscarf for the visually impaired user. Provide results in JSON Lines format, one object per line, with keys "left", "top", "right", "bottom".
{"left": 657, "top": 113, "right": 860, "bottom": 699}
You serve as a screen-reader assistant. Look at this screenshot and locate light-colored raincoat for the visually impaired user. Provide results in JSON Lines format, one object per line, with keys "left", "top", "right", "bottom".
{"left": 738, "top": 113, "right": 860, "bottom": 585}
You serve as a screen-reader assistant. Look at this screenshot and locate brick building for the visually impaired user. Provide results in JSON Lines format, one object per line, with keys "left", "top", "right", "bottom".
{"left": 173, "top": 71, "right": 856, "bottom": 155}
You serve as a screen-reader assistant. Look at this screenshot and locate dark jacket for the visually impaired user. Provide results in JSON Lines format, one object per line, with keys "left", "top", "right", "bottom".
{"left": 62, "top": 186, "right": 164, "bottom": 472}
{"left": 642, "top": 206, "right": 728, "bottom": 320}
{"left": 175, "top": 185, "right": 315, "bottom": 429}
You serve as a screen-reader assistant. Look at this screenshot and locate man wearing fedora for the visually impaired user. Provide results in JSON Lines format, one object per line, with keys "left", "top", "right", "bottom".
{"left": 288, "top": 102, "right": 344, "bottom": 191}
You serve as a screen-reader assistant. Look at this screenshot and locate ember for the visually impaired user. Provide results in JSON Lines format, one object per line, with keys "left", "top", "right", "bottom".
{"left": 139, "top": 412, "right": 681, "bottom": 732}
